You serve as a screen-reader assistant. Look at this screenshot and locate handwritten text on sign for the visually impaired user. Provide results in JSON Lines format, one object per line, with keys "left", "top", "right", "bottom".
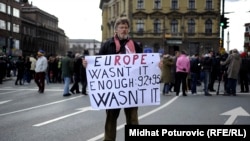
{"left": 85, "top": 53, "right": 161, "bottom": 109}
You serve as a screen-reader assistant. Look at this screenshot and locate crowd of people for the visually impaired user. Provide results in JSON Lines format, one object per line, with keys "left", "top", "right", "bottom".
{"left": 160, "top": 49, "right": 250, "bottom": 97}
{"left": 0, "top": 50, "right": 88, "bottom": 96}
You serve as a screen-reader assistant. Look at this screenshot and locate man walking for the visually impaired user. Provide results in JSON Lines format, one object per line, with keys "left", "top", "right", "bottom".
{"left": 34, "top": 50, "right": 48, "bottom": 93}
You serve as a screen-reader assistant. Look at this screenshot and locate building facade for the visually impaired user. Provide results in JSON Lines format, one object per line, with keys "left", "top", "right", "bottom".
{"left": 0, "top": 0, "right": 21, "bottom": 56}
{"left": 69, "top": 39, "right": 101, "bottom": 56}
{"left": 99, "top": 0, "right": 221, "bottom": 55}
{"left": 21, "top": 2, "right": 68, "bottom": 57}
{"left": 0, "top": 0, "right": 68, "bottom": 58}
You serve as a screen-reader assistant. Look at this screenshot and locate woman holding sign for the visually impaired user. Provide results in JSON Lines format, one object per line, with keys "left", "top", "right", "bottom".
{"left": 83, "top": 17, "right": 142, "bottom": 141}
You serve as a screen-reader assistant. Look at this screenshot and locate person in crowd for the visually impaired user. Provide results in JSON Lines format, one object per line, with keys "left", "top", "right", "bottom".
{"left": 23, "top": 56, "right": 31, "bottom": 84}
{"left": 0, "top": 55, "right": 7, "bottom": 84}
{"left": 80, "top": 55, "right": 88, "bottom": 95}
{"left": 82, "top": 17, "right": 142, "bottom": 141}
{"left": 189, "top": 53, "right": 201, "bottom": 94}
{"left": 239, "top": 52, "right": 249, "bottom": 93}
{"left": 29, "top": 54, "right": 37, "bottom": 81}
{"left": 160, "top": 54, "right": 174, "bottom": 95}
{"left": 34, "top": 50, "right": 48, "bottom": 93}
{"left": 208, "top": 51, "right": 220, "bottom": 92}
{"left": 61, "top": 51, "right": 74, "bottom": 97}
{"left": 175, "top": 50, "right": 190, "bottom": 96}
{"left": 169, "top": 51, "right": 180, "bottom": 92}
{"left": 218, "top": 50, "right": 229, "bottom": 95}
{"left": 221, "top": 49, "right": 242, "bottom": 96}
{"left": 15, "top": 56, "right": 25, "bottom": 85}
{"left": 56, "top": 56, "right": 62, "bottom": 83}
{"left": 70, "top": 53, "right": 81, "bottom": 94}
{"left": 200, "top": 53, "right": 213, "bottom": 96}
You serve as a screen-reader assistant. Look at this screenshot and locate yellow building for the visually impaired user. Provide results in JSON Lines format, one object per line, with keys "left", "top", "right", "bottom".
{"left": 99, "top": 0, "right": 221, "bottom": 55}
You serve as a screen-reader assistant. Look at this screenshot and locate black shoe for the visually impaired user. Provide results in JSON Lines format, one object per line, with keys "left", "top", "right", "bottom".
{"left": 223, "top": 93, "right": 231, "bottom": 96}
{"left": 70, "top": 90, "right": 75, "bottom": 94}
{"left": 205, "top": 93, "right": 212, "bottom": 96}
{"left": 76, "top": 91, "right": 81, "bottom": 94}
{"left": 82, "top": 93, "right": 88, "bottom": 95}
{"left": 209, "top": 89, "right": 216, "bottom": 92}
{"left": 63, "top": 93, "right": 71, "bottom": 97}
{"left": 183, "top": 94, "right": 187, "bottom": 96}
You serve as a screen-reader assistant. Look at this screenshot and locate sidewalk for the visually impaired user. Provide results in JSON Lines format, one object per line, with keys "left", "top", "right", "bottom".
{"left": 2, "top": 77, "right": 13, "bottom": 81}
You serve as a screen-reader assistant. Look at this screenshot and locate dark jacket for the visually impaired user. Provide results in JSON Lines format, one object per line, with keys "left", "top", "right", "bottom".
{"left": 201, "top": 56, "right": 212, "bottom": 71}
{"left": 99, "top": 37, "right": 142, "bottom": 55}
{"left": 190, "top": 57, "right": 200, "bottom": 74}
{"left": 61, "top": 56, "right": 74, "bottom": 77}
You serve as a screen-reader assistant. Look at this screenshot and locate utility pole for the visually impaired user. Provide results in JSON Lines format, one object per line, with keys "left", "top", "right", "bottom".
{"left": 221, "top": 0, "right": 225, "bottom": 48}
{"left": 227, "top": 31, "right": 230, "bottom": 52}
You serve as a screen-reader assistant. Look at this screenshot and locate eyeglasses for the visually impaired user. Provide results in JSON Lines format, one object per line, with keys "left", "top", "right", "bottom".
{"left": 117, "top": 26, "right": 129, "bottom": 30}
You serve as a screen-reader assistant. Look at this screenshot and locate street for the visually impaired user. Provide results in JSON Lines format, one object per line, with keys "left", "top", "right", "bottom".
{"left": 0, "top": 78, "right": 250, "bottom": 141}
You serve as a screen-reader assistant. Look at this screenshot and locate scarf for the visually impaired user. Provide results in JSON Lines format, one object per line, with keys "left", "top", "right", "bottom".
{"left": 114, "top": 35, "right": 135, "bottom": 54}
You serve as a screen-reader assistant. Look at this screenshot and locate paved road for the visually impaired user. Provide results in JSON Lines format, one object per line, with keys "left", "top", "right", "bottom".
{"left": 0, "top": 77, "right": 250, "bottom": 141}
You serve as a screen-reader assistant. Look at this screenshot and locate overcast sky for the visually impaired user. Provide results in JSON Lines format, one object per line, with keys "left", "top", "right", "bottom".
{"left": 31, "top": 0, "right": 102, "bottom": 41}
{"left": 30, "top": 0, "right": 250, "bottom": 52}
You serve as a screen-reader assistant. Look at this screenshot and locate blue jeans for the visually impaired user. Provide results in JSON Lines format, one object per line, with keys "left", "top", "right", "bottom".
{"left": 163, "top": 83, "right": 170, "bottom": 94}
{"left": 203, "top": 70, "right": 210, "bottom": 94}
{"left": 227, "top": 78, "right": 237, "bottom": 94}
{"left": 63, "top": 77, "right": 71, "bottom": 94}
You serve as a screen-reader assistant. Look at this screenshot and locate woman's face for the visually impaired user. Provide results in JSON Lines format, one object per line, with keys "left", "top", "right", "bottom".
{"left": 115, "top": 23, "right": 129, "bottom": 40}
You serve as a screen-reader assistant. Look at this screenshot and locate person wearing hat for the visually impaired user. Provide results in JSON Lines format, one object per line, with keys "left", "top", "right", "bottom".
{"left": 34, "top": 50, "right": 48, "bottom": 93}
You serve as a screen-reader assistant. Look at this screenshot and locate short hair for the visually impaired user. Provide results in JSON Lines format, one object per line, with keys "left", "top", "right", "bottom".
{"left": 114, "top": 17, "right": 130, "bottom": 30}
{"left": 181, "top": 50, "right": 187, "bottom": 54}
{"left": 232, "top": 49, "right": 238, "bottom": 53}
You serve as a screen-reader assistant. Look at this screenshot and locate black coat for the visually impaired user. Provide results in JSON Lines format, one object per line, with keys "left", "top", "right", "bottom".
{"left": 99, "top": 37, "right": 142, "bottom": 55}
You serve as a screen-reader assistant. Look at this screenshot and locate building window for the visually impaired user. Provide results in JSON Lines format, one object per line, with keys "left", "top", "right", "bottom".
{"left": 171, "top": 19, "right": 178, "bottom": 33}
{"left": 13, "top": 24, "right": 19, "bottom": 33}
{"left": 7, "top": 22, "right": 10, "bottom": 31}
{"left": 137, "top": 0, "right": 144, "bottom": 9}
{"left": 153, "top": 19, "right": 161, "bottom": 33}
{"left": 188, "top": 19, "right": 195, "bottom": 34}
{"left": 206, "top": 0, "right": 212, "bottom": 10}
{"left": 188, "top": 0, "right": 195, "bottom": 9}
{"left": 0, "top": 19, "right": 6, "bottom": 30}
{"left": 205, "top": 19, "right": 212, "bottom": 35}
{"left": 122, "top": 0, "right": 125, "bottom": 13}
{"left": 0, "top": 3, "right": 6, "bottom": 13}
{"left": 171, "top": 0, "right": 178, "bottom": 10}
{"left": 136, "top": 19, "right": 144, "bottom": 34}
{"left": 7, "top": 5, "right": 11, "bottom": 15}
{"left": 246, "top": 26, "right": 249, "bottom": 32}
{"left": 13, "top": 8, "right": 20, "bottom": 18}
{"left": 154, "top": 0, "right": 161, "bottom": 9}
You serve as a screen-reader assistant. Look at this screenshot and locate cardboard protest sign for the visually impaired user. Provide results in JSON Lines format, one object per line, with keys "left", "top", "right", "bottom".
{"left": 85, "top": 53, "right": 161, "bottom": 109}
